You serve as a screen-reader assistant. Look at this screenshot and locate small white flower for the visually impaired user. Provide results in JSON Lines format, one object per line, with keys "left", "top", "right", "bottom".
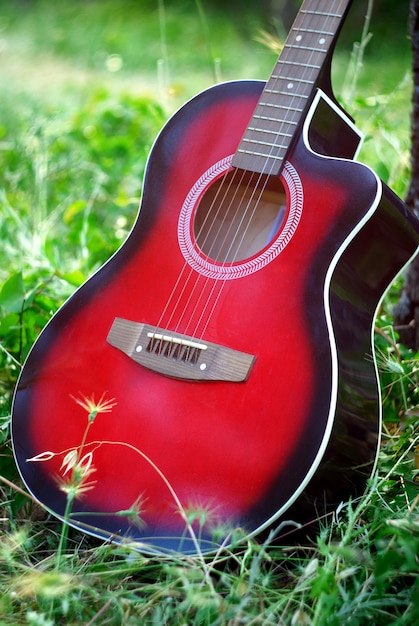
{"left": 60, "top": 449, "right": 78, "bottom": 475}
{"left": 26, "top": 451, "right": 56, "bottom": 463}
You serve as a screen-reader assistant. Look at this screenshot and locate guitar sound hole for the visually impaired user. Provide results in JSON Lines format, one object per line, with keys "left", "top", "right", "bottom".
{"left": 193, "top": 170, "right": 287, "bottom": 263}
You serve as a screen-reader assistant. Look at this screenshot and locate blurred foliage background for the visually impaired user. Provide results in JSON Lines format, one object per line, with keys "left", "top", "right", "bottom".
{"left": 0, "top": 0, "right": 412, "bottom": 98}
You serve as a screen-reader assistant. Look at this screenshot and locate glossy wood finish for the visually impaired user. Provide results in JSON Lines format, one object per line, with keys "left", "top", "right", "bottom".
{"left": 11, "top": 80, "right": 419, "bottom": 554}
{"left": 11, "top": 0, "right": 419, "bottom": 554}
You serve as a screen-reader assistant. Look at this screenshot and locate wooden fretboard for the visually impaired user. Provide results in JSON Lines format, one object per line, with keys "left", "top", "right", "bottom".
{"left": 232, "top": 0, "right": 352, "bottom": 175}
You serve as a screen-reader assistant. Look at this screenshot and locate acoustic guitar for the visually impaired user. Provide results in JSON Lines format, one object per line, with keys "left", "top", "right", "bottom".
{"left": 12, "top": 0, "right": 419, "bottom": 555}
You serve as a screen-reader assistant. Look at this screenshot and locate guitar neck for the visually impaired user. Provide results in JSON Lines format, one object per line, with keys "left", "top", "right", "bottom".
{"left": 232, "top": 0, "right": 353, "bottom": 175}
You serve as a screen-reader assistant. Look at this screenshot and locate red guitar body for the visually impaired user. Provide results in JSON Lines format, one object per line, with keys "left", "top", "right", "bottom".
{"left": 12, "top": 80, "right": 419, "bottom": 554}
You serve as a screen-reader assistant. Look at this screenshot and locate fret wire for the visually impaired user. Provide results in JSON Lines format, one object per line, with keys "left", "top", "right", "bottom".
{"left": 300, "top": 10, "right": 341, "bottom": 17}
{"left": 278, "top": 55, "right": 325, "bottom": 70}
{"left": 241, "top": 136, "right": 293, "bottom": 145}
{"left": 270, "top": 64, "right": 324, "bottom": 76}
{"left": 248, "top": 126, "right": 296, "bottom": 134}
{"left": 254, "top": 108, "right": 301, "bottom": 117}
{"left": 280, "top": 47, "right": 327, "bottom": 55}
{"left": 261, "top": 94, "right": 309, "bottom": 104}
{"left": 271, "top": 61, "right": 322, "bottom": 70}
{"left": 270, "top": 73, "right": 308, "bottom": 80}
{"left": 272, "top": 78, "right": 319, "bottom": 86}
{"left": 253, "top": 114, "right": 299, "bottom": 121}
{"left": 236, "top": 149, "right": 284, "bottom": 161}
{"left": 262, "top": 89, "right": 310, "bottom": 97}
{"left": 263, "top": 89, "right": 318, "bottom": 98}
{"left": 291, "top": 28, "right": 334, "bottom": 35}
{"left": 264, "top": 87, "right": 311, "bottom": 95}
{"left": 277, "top": 47, "right": 328, "bottom": 59}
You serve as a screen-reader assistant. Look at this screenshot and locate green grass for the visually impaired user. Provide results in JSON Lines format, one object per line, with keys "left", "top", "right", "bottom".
{"left": 0, "top": 1, "right": 418, "bottom": 624}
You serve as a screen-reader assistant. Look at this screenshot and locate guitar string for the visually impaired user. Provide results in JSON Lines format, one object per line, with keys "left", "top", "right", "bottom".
{"left": 157, "top": 167, "right": 249, "bottom": 331}
{"left": 153, "top": 0, "right": 346, "bottom": 345}
{"left": 162, "top": 0, "right": 343, "bottom": 341}
{"left": 153, "top": 166, "right": 249, "bottom": 335}
{"left": 189, "top": 0, "right": 344, "bottom": 340}
{"left": 187, "top": 0, "right": 345, "bottom": 341}
{"left": 180, "top": 171, "right": 270, "bottom": 338}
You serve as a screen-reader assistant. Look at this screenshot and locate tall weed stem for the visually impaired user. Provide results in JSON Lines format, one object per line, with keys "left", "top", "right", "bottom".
{"left": 343, "top": 0, "right": 374, "bottom": 106}
{"left": 55, "top": 492, "right": 74, "bottom": 572}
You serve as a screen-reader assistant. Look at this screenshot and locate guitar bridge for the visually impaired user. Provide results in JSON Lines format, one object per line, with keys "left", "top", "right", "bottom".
{"left": 107, "top": 318, "right": 255, "bottom": 382}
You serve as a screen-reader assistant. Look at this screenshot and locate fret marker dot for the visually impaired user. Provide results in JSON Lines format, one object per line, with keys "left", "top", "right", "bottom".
{"left": 319, "top": 37, "right": 326, "bottom": 45}
{"left": 296, "top": 35, "right": 302, "bottom": 42}
{"left": 287, "top": 82, "right": 294, "bottom": 89}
